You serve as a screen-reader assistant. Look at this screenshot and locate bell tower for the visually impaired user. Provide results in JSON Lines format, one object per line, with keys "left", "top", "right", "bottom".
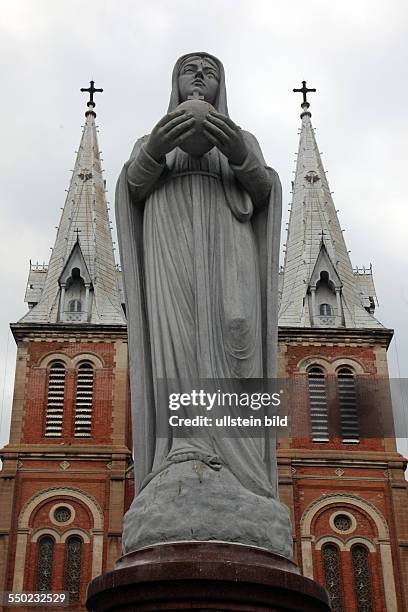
{"left": 0, "top": 84, "right": 130, "bottom": 606}
{"left": 277, "top": 83, "right": 408, "bottom": 611}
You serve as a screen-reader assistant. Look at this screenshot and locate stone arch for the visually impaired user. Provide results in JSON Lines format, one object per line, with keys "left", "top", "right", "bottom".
{"left": 300, "top": 493, "right": 388, "bottom": 540}
{"left": 61, "top": 528, "right": 91, "bottom": 544}
{"left": 315, "top": 535, "right": 345, "bottom": 551}
{"left": 36, "top": 352, "right": 73, "bottom": 368}
{"left": 13, "top": 487, "right": 104, "bottom": 591}
{"left": 19, "top": 487, "right": 103, "bottom": 530}
{"left": 345, "top": 537, "right": 376, "bottom": 553}
{"left": 72, "top": 352, "right": 105, "bottom": 369}
{"left": 31, "top": 528, "right": 61, "bottom": 543}
{"left": 332, "top": 358, "right": 365, "bottom": 374}
{"left": 297, "top": 356, "right": 332, "bottom": 373}
{"left": 299, "top": 493, "right": 396, "bottom": 611}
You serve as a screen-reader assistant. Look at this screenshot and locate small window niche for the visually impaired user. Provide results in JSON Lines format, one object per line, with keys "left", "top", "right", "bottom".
{"left": 320, "top": 303, "right": 333, "bottom": 316}
{"left": 308, "top": 242, "right": 343, "bottom": 327}
{"left": 58, "top": 242, "right": 92, "bottom": 323}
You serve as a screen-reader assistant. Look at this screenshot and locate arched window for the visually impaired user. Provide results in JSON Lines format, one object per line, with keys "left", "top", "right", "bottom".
{"left": 36, "top": 535, "right": 54, "bottom": 592}
{"left": 308, "top": 367, "right": 329, "bottom": 442}
{"left": 45, "top": 361, "right": 66, "bottom": 437}
{"left": 322, "top": 543, "right": 344, "bottom": 612}
{"left": 69, "top": 299, "right": 82, "bottom": 312}
{"left": 320, "top": 303, "right": 332, "bottom": 316}
{"left": 337, "top": 367, "right": 359, "bottom": 443}
{"left": 64, "top": 535, "right": 83, "bottom": 602}
{"left": 352, "top": 544, "right": 373, "bottom": 611}
{"left": 74, "top": 362, "right": 94, "bottom": 437}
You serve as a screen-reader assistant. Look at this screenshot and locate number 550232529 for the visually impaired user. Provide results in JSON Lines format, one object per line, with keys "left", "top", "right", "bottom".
{"left": 0, "top": 592, "right": 69, "bottom": 606}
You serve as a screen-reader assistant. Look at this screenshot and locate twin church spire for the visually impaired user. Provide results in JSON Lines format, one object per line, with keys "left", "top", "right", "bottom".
{"left": 21, "top": 83, "right": 125, "bottom": 326}
{"left": 20, "top": 79, "right": 380, "bottom": 331}
{"left": 278, "top": 83, "right": 382, "bottom": 329}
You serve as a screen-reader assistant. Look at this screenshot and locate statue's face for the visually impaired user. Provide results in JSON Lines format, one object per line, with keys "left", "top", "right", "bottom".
{"left": 178, "top": 56, "right": 220, "bottom": 105}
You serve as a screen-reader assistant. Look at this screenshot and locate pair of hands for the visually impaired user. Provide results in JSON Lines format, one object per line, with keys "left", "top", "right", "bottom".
{"left": 145, "top": 109, "right": 247, "bottom": 166}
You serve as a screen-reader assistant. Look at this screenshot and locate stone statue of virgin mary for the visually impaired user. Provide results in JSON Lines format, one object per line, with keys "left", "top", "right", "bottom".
{"left": 115, "top": 52, "right": 292, "bottom": 558}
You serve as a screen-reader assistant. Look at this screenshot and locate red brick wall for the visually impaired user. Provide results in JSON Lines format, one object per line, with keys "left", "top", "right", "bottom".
{"left": 21, "top": 341, "right": 116, "bottom": 445}
{"left": 280, "top": 339, "right": 404, "bottom": 610}
{"left": 282, "top": 343, "right": 386, "bottom": 451}
{"left": 5, "top": 333, "right": 406, "bottom": 611}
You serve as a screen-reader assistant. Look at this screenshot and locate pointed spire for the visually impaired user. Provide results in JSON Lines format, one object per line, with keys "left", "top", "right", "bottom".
{"left": 279, "top": 84, "right": 382, "bottom": 329}
{"left": 21, "top": 84, "right": 125, "bottom": 326}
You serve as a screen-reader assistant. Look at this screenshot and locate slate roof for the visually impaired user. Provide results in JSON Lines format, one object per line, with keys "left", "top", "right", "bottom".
{"left": 278, "top": 106, "right": 383, "bottom": 329}
{"left": 20, "top": 107, "right": 125, "bottom": 325}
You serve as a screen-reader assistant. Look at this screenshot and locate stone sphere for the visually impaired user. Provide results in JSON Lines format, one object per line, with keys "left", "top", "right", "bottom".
{"left": 176, "top": 99, "right": 215, "bottom": 157}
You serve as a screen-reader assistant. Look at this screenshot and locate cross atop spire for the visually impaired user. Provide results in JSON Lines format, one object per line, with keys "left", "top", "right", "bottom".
{"left": 80, "top": 80, "right": 103, "bottom": 117}
{"left": 293, "top": 80, "right": 316, "bottom": 118}
{"left": 81, "top": 80, "right": 103, "bottom": 106}
{"left": 74, "top": 227, "right": 81, "bottom": 242}
{"left": 293, "top": 80, "right": 316, "bottom": 106}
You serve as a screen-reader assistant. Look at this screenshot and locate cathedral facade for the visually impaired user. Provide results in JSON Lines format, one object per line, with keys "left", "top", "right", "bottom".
{"left": 0, "top": 92, "right": 407, "bottom": 611}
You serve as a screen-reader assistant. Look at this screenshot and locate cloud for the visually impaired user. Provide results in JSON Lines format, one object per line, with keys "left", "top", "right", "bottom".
{"left": 0, "top": 0, "right": 407, "bottom": 451}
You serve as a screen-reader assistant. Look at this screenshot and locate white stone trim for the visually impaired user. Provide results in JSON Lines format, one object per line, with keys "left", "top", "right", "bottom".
{"left": 31, "top": 528, "right": 61, "bottom": 543}
{"left": 333, "top": 358, "right": 364, "bottom": 374}
{"left": 297, "top": 356, "right": 366, "bottom": 375}
{"left": 12, "top": 530, "right": 29, "bottom": 591}
{"left": 36, "top": 352, "right": 105, "bottom": 370}
{"left": 345, "top": 537, "right": 376, "bottom": 553}
{"left": 37, "top": 353, "right": 72, "bottom": 368}
{"left": 61, "top": 528, "right": 91, "bottom": 544}
{"left": 72, "top": 353, "right": 104, "bottom": 369}
{"left": 315, "top": 536, "right": 345, "bottom": 551}
{"left": 300, "top": 494, "right": 389, "bottom": 540}
{"left": 49, "top": 503, "right": 75, "bottom": 526}
{"left": 91, "top": 530, "right": 104, "bottom": 578}
{"left": 300, "top": 537, "right": 314, "bottom": 579}
{"left": 379, "top": 542, "right": 398, "bottom": 611}
{"left": 297, "top": 357, "right": 331, "bottom": 373}
{"left": 19, "top": 487, "right": 103, "bottom": 530}
{"left": 329, "top": 510, "right": 357, "bottom": 535}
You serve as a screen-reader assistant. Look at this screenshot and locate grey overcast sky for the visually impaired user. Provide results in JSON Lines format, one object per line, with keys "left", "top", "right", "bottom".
{"left": 0, "top": 0, "right": 407, "bottom": 452}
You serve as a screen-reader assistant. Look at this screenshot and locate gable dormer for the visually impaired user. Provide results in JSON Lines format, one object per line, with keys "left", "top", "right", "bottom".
{"left": 58, "top": 241, "right": 92, "bottom": 323}
{"left": 307, "top": 242, "right": 344, "bottom": 328}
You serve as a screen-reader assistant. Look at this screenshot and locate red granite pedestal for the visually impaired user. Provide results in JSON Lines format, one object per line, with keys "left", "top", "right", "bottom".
{"left": 86, "top": 542, "right": 330, "bottom": 611}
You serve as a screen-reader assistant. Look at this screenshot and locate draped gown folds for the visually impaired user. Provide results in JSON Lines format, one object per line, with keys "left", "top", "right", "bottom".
{"left": 115, "top": 54, "right": 285, "bottom": 525}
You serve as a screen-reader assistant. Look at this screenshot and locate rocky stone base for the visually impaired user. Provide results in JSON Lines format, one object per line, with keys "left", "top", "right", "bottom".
{"left": 122, "top": 459, "right": 293, "bottom": 558}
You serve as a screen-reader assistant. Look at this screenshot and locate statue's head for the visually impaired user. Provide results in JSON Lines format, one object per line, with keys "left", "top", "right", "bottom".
{"left": 169, "top": 52, "right": 228, "bottom": 116}
{"left": 178, "top": 54, "right": 220, "bottom": 105}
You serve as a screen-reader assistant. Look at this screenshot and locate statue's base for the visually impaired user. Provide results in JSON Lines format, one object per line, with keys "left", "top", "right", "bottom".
{"left": 86, "top": 542, "right": 330, "bottom": 611}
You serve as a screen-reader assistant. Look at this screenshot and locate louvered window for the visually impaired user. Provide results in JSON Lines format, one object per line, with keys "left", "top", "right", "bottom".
{"left": 45, "top": 361, "right": 66, "bottom": 437}
{"left": 36, "top": 536, "right": 54, "bottom": 592}
{"left": 323, "top": 543, "right": 344, "bottom": 612}
{"left": 338, "top": 367, "right": 359, "bottom": 443}
{"left": 64, "top": 536, "right": 83, "bottom": 602}
{"left": 308, "top": 367, "right": 329, "bottom": 441}
{"left": 74, "top": 362, "right": 94, "bottom": 437}
{"left": 352, "top": 545, "right": 373, "bottom": 612}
